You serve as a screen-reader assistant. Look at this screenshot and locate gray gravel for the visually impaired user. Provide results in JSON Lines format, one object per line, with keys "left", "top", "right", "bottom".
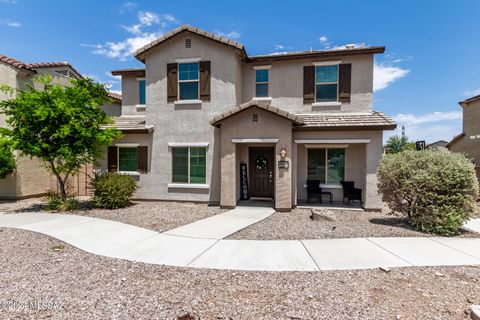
{"left": 0, "top": 228, "right": 479, "bottom": 319}
{"left": 228, "top": 208, "right": 477, "bottom": 240}
{"left": 0, "top": 198, "right": 225, "bottom": 233}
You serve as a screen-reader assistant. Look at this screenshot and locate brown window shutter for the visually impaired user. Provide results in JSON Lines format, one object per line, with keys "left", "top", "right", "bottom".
{"left": 137, "top": 146, "right": 148, "bottom": 173}
{"left": 199, "top": 61, "right": 211, "bottom": 102}
{"left": 167, "top": 63, "right": 177, "bottom": 103}
{"left": 303, "top": 66, "right": 315, "bottom": 104}
{"left": 339, "top": 63, "right": 352, "bottom": 103}
{"left": 107, "top": 146, "right": 117, "bottom": 172}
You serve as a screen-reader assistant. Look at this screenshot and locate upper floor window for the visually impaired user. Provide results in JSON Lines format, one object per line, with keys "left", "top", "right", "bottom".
{"left": 178, "top": 63, "right": 199, "bottom": 100}
{"left": 139, "top": 79, "right": 146, "bottom": 105}
{"left": 255, "top": 69, "right": 269, "bottom": 97}
{"left": 315, "top": 65, "right": 338, "bottom": 102}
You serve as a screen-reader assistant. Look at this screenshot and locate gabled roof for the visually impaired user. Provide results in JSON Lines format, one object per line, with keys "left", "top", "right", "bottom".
{"left": 29, "top": 61, "right": 84, "bottom": 79}
{"left": 111, "top": 68, "right": 145, "bottom": 77}
{"left": 446, "top": 133, "right": 465, "bottom": 148}
{"left": 460, "top": 94, "right": 480, "bottom": 106}
{"left": 135, "top": 25, "right": 246, "bottom": 62}
{"left": 210, "top": 100, "right": 303, "bottom": 127}
{"left": 107, "top": 92, "right": 122, "bottom": 104}
{"left": 0, "top": 54, "right": 36, "bottom": 73}
{"left": 296, "top": 111, "right": 396, "bottom": 130}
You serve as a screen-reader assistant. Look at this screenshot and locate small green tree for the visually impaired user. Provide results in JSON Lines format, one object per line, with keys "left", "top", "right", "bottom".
{"left": 0, "top": 76, "right": 121, "bottom": 199}
{"left": 0, "top": 136, "right": 16, "bottom": 179}
{"left": 378, "top": 149, "right": 479, "bottom": 235}
{"left": 384, "top": 135, "right": 415, "bottom": 154}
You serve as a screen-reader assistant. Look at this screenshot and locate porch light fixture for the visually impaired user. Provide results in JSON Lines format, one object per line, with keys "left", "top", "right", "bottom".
{"left": 280, "top": 146, "right": 287, "bottom": 159}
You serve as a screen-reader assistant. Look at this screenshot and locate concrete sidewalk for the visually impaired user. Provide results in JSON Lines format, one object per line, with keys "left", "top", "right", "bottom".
{"left": 164, "top": 206, "right": 275, "bottom": 239}
{"left": 0, "top": 211, "right": 479, "bottom": 272}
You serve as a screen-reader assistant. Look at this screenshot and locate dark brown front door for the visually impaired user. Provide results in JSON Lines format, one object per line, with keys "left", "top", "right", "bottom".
{"left": 249, "top": 147, "right": 274, "bottom": 198}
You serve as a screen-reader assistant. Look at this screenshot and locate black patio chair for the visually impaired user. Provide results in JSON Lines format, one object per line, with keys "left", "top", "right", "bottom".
{"left": 307, "top": 180, "right": 333, "bottom": 204}
{"left": 340, "top": 181, "right": 362, "bottom": 204}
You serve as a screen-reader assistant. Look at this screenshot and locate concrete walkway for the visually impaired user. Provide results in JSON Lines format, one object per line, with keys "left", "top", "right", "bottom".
{"left": 0, "top": 211, "right": 479, "bottom": 272}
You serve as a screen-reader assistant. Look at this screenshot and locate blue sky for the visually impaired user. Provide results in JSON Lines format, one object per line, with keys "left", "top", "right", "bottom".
{"left": 1, "top": 0, "right": 479, "bottom": 143}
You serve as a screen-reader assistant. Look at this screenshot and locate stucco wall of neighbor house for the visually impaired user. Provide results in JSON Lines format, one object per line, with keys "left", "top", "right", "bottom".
{"left": 101, "top": 102, "right": 122, "bottom": 117}
{"left": 219, "top": 107, "right": 293, "bottom": 211}
{"left": 293, "top": 129, "right": 383, "bottom": 210}
{"left": 119, "top": 74, "right": 145, "bottom": 116}
{"left": 124, "top": 32, "right": 243, "bottom": 203}
{"left": 449, "top": 100, "right": 480, "bottom": 179}
{"left": 241, "top": 55, "right": 374, "bottom": 114}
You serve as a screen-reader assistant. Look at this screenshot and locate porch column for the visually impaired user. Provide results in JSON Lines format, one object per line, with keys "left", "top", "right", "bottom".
{"left": 363, "top": 132, "right": 383, "bottom": 211}
{"left": 220, "top": 139, "right": 236, "bottom": 209}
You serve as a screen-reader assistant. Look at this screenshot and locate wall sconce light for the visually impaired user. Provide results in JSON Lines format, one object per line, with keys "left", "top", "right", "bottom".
{"left": 280, "top": 146, "right": 287, "bottom": 159}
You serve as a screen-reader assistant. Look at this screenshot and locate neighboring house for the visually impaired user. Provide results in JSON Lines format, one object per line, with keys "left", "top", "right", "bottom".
{"left": 0, "top": 54, "right": 121, "bottom": 199}
{"left": 103, "top": 25, "right": 396, "bottom": 211}
{"left": 427, "top": 140, "right": 448, "bottom": 150}
{"left": 447, "top": 95, "right": 480, "bottom": 180}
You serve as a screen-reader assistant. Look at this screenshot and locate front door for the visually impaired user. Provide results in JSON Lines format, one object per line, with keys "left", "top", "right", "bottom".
{"left": 249, "top": 147, "right": 274, "bottom": 198}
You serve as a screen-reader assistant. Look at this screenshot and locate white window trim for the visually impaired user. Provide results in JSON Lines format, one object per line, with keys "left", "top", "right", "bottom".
{"left": 117, "top": 145, "right": 139, "bottom": 174}
{"left": 313, "top": 60, "right": 342, "bottom": 66}
{"left": 306, "top": 147, "right": 346, "bottom": 186}
{"left": 175, "top": 57, "right": 201, "bottom": 63}
{"left": 253, "top": 65, "right": 272, "bottom": 70}
{"left": 170, "top": 146, "right": 207, "bottom": 185}
{"left": 312, "top": 101, "right": 341, "bottom": 107}
{"left": 178, "top": 62, "right": 200, "bottom": 101}
{"left": 314, "top": 64, "right": 339, "bottom": 103}
{"left": 174, "top": 99, "right": 202, "bottom": 105}
{"left": 167, "top": 183, "right": 210, "bottom": 189}
{"left": 168, "top": 142, "right": 209, "bottom": 147}
{"left": 255, "top": 68, "right": 270, "bottom": 98}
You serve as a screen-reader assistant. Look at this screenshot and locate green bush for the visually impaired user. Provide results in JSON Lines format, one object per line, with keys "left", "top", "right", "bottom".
{"left": 378, "top": 149, "right": 479, "bottom": 236}
{"left": 45, "top": 193, "right": 78, "bottom": 212}
{"left": 92, "top": 173, "right": 137, "bottom": 209}
{"left": 0, "top": 137, "right": 16, "bottom": 179}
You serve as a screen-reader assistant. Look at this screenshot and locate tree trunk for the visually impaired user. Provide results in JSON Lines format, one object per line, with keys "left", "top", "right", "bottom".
{"left": 49, "top": 160, "right": 67, "bottom": 200}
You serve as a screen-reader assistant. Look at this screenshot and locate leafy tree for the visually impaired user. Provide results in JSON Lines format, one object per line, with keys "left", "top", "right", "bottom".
{"left": 384, "top": 135, "right": 415, "bottom": 154}
{"left": 0, "top": 136, "right": 16, "bottom": 179}
{"left": 378, "top": 149, "right": 478, "bottom": 235}
{"left": 0, "top": 76, "right": 121, "bottom": 199}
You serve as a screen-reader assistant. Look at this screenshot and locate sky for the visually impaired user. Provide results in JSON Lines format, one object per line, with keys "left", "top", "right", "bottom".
{"left": 1, "top": 0, "right": 479, "bottom": 143}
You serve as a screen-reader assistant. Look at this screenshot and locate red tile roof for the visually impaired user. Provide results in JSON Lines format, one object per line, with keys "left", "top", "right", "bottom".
{"left": 0, "top": 54, "right": 36, "bottom": 72}
{"left": 298, "top": 111, "right": 396, "bottom": 130}
{"left": 107, "top": 92, "right": 122, "bottom": 104}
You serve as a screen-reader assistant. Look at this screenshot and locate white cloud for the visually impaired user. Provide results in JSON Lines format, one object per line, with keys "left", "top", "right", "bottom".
{"left": 0, "top": 0, "right": 17, "bottom": 4}
{"left": 84, "top": 11, "right": 179, "bottom": 61}
{"left": 118, "top": 2, "right": 137, "bottom": 14}
{"left": 274, "top": 44, "right": 285, "bottom": 50}
{"left": 463, "top": 88, "right": 480, "bottom": 98}
{"left": 214, "top": 30, "right": 241, "bottom": 39}
{"left": 319, "top": 36, "right": 328, "bottom": 43}
{"left": 373, "top": 62, "right": 409, "bottom": 91}
{"left": 4, "top": 21, "right": 21, "bottom": 27}
{"left": 109, "top": 89, "right": 122, "bottom": 95}
{"left": 385, "top": 111, "right": 463, "bottom": 143}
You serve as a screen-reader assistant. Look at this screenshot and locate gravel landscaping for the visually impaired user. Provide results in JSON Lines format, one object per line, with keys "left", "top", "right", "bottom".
{"left": 0, "top": 228, "right": 479, "bottom": 320}
{"left": 0, "top": 198, "right": 225, "bottom": 233}
{"left": 228, "top": 208, "right": 478, "bottom": 240}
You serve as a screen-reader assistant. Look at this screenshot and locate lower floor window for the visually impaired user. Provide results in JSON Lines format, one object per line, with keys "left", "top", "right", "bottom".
{"left": 307, "top": 148, "right": 345, "bottom": 184}
{"left": 119, "top": 147, "right": 138, "bottom": 172}
{"left": 172, "top": 147, "right": 206, "bottom": 184}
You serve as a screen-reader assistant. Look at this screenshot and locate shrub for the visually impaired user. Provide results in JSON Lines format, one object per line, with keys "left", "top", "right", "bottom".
{"left": 378, "top": 149, "right": 479, "bottom": 236}
{"left": 45, "top": 193, "right": 78, "bottom": 212}
{"left": 0, "top": 137, "right": 16, "bottom": 179}
{"left": 92, "top": 173, "right": 137, "bottom": 209}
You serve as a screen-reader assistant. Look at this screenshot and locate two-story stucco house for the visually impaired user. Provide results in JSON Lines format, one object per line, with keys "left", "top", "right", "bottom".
{"left": 0, "top": 54, "right": 121, "bottom": 199}
{"left": 104, "top": 25, "right": 396, "bottom": 211}
{"left": 447, "top": 94, "right": 480, "bottom": 180}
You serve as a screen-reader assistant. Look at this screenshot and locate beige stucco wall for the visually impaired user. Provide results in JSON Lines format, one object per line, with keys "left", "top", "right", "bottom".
{"left": 0, "top": 63, "right": 111, "bottom": 199}
{"left": 118, "top": 31, "right": 244, "bottom": 203}
{"left": 119, "top": 74, "right": 145, "bottom": 116}
{"left": 449, "top": 100, "right": 480, "bottom": 179}
{"left": 241, "top": 55, "right": 374, "bottom": 114}
{"left": 293, "top": 130, "right": 383, "bottom": 210}
{"left": 218, "top": 107, "right": 293, "bottom": 210}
